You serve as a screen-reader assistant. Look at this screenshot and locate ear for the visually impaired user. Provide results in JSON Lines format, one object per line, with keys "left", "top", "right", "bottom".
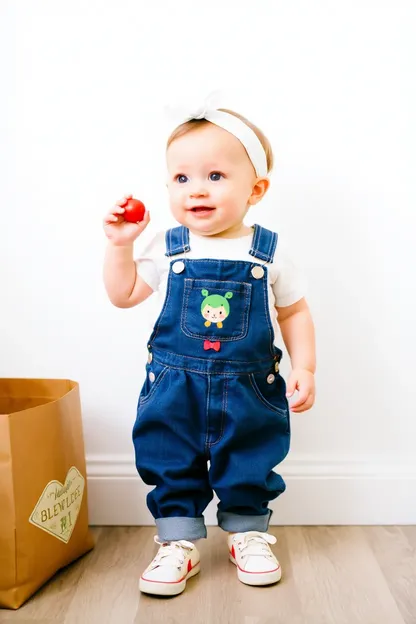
{"left": 248, "top": 177, "right": 270, "bottom": 206}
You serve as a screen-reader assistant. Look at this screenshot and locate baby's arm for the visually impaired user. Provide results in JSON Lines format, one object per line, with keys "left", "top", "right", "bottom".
{"left": 276, "top": 298, "right": 316, "bottom": 373}
{"left": 103, "top": 195, "right": 153, "bottom": 308}
{"left": 276, "top": 298, "right": 316, "bottom": 412}
{"left": 104, "top": 243, "right": 153, "bottom": 308}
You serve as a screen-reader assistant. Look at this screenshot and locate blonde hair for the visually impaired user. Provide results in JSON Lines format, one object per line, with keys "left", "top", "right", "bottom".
{"left": 166, "top": 108, "right": 274, "bottom": 174}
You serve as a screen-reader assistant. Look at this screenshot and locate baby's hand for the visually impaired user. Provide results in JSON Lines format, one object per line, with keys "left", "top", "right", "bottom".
{"left": 103, "top": 194, "right": 150, "bottom": 246}
{"left": 285, "top": 369, "right": 315, "bottom": 413}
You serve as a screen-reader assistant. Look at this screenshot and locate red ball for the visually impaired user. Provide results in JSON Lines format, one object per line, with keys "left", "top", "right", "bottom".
{"left": 123, "top": 198, "right": 145, "bottom": 223}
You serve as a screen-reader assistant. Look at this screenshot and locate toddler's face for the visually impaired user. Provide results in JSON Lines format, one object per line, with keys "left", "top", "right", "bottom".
{"left": 166, "top": 124, "right": 258, "bottom": 238}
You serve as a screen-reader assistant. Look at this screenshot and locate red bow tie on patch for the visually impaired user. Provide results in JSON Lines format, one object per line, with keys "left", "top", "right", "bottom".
{"left": 204, "top": 340, "right": 221, "bottom": 352}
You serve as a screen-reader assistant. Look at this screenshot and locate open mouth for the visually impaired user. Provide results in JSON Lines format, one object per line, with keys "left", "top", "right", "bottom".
{"left": 189, "top": 206, "right": 216, "bottom": 213}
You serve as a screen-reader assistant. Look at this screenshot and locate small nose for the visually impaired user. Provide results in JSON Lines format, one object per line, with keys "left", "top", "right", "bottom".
{"left": 189, "top": 181, "right": 208, "bottom": 198}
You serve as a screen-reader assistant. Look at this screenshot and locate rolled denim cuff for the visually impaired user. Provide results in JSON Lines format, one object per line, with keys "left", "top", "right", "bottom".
{"left": 155, "top": 516, "right": 207, "bottom": 541}
{"left": 217, "top": 510, "right": 272, "bottom": 533}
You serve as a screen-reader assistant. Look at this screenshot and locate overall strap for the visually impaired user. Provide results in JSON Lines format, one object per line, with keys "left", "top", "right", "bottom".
{"left": 165, "top": 226, "right": 191, "bottom": 257}
{"left": 249, "top": 224, "right": 278, "bottom": 263}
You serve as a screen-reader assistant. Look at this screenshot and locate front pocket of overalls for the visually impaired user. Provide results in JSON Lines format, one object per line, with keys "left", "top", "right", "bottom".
{"left": 181, "top": 278, "right": 252, "bottom": 341}
{"left": 138, "top": 361, "right": 169, "bottom": 406}
{"left": 249, "top": 371, "right": 289, "bottom": 418}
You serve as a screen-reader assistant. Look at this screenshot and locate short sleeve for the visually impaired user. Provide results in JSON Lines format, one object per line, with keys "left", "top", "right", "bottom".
{"left": 271, "top": 245, "right": 307, "bottom": 307}
{"left": 135, "top": 230, "right": 165, "bottom": 292}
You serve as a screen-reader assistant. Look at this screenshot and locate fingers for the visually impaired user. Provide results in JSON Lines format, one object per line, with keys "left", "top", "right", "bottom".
{"left": 290, "top": 393, "right": 314, "bottom": 412}
{"left": 285, "top": 373, "right": 298, "bottom": 398}
{"left": 290, "top": 400, "right": 314, "bottom": 413}
{"left": 289, "top": 387, "right": 315, "bottom": 412}
{"left": 141, "top": 209, "right": 151, "bottom": 225}
{"left": 104, "top": 214, "right": 118, "bottom": 224}
{"left": 103, "top": 205, "right": 126, "bottom": 224}
{"left": 116, "top": 194, "right": 133, "bottom": 207}
{"left": 285, "top": 384, "right": 296, "bottom": 398}
{"left": 103, "top": 197, "right": 148, "bottom": 245}
{"left": 289, "top": 386, "right": 309, "bottom": 408}
{"left": 134, "top": 210, "right": 150, "bottom": 232}
{"left": 104, "top": 205, "right": 150, "bottom": 232}
{"left": 285, "top": 369, "right": 315, "bottom": 413}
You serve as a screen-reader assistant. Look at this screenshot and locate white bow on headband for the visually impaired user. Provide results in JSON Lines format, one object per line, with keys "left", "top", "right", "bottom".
{"left": 165, "top": 92, "right": 268, "bottom": 178}
{"left": 164, "top": 91, "right": 223, "bottom": 124}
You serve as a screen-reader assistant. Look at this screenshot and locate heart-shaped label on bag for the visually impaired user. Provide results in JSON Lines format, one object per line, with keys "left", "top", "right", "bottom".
{"left": 29, "top": 466, "right": 85, "bottom": 544}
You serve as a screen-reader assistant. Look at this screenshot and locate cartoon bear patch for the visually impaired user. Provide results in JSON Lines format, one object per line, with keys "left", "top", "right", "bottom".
{"left": 201, "top": 289, "right": 233, "bottom": 328}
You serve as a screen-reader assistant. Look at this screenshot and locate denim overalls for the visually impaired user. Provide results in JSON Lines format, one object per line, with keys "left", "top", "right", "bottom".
{"left": 132, "top": 223, "right": 290, "bottom": 541}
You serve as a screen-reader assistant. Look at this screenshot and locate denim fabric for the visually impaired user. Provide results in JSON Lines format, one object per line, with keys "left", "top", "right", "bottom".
{"left": 132, "top": 224, "right": 290, "bottom": 541}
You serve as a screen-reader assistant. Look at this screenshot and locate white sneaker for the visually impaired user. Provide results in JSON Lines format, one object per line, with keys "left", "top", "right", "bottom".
{"left": 139, "top": 536, "right": 200, "bottom": 596}
{"left": 228, "top": 531, "right": 282, "bottom": 586}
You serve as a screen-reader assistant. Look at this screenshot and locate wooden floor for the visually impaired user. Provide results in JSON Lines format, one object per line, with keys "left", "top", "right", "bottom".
{"left": 1, "top": 526, "right": 416, "bottom": 623}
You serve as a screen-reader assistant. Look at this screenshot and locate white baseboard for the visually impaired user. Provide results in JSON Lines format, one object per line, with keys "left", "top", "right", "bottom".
{"left": 86, "top": 454, "right": 416, "bottom": 525}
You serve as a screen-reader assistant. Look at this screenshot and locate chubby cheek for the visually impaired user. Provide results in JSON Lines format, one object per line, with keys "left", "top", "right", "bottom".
{"left": 169, "top": 193, "right": 185, "bottom": 217}
{"left": 167, "top": 184, "right": 184, "bottom": 204}
{"left": 212, "top": 185, "right": 233, "bottom": 205}
{"left": 218, "top": 189, "right": 244, "bottom": 212}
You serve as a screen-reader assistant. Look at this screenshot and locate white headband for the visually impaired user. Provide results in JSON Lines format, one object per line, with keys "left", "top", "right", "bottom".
{"left": 165, "top": 95, "right": 268, "bottom": 178}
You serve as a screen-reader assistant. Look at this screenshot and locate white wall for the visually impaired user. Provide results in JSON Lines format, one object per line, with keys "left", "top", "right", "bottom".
{"left": 2, "top": 0, "right": 416, "bottom": 524}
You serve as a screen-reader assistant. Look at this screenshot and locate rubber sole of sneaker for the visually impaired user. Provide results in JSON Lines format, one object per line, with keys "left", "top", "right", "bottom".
{"left": 229, "top": 554, "right": 282, "bottom": 586}
{"left": 139, "top": 562, "right": 200, "bottom": 596}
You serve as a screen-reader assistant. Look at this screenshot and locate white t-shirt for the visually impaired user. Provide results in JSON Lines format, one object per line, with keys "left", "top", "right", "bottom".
{"left": 135, "top": 228, "right": 306, "bottom": 346}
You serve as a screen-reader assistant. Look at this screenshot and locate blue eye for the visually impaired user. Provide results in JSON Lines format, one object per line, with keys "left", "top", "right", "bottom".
{"left": 209, "top": 172, "right": 222, "bottom": 181}
{"left": 176, "top": 175, "right": 188, "bottom": 183}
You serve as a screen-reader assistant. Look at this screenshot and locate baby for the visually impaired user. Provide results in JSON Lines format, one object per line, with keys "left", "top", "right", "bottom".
{"left": 103, "top": 102, "right": 316, "bottom": 596}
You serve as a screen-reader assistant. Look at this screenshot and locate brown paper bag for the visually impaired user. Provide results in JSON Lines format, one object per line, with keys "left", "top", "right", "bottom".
{"left": 0, "top": 378, "right": 95, "bottom": 610}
